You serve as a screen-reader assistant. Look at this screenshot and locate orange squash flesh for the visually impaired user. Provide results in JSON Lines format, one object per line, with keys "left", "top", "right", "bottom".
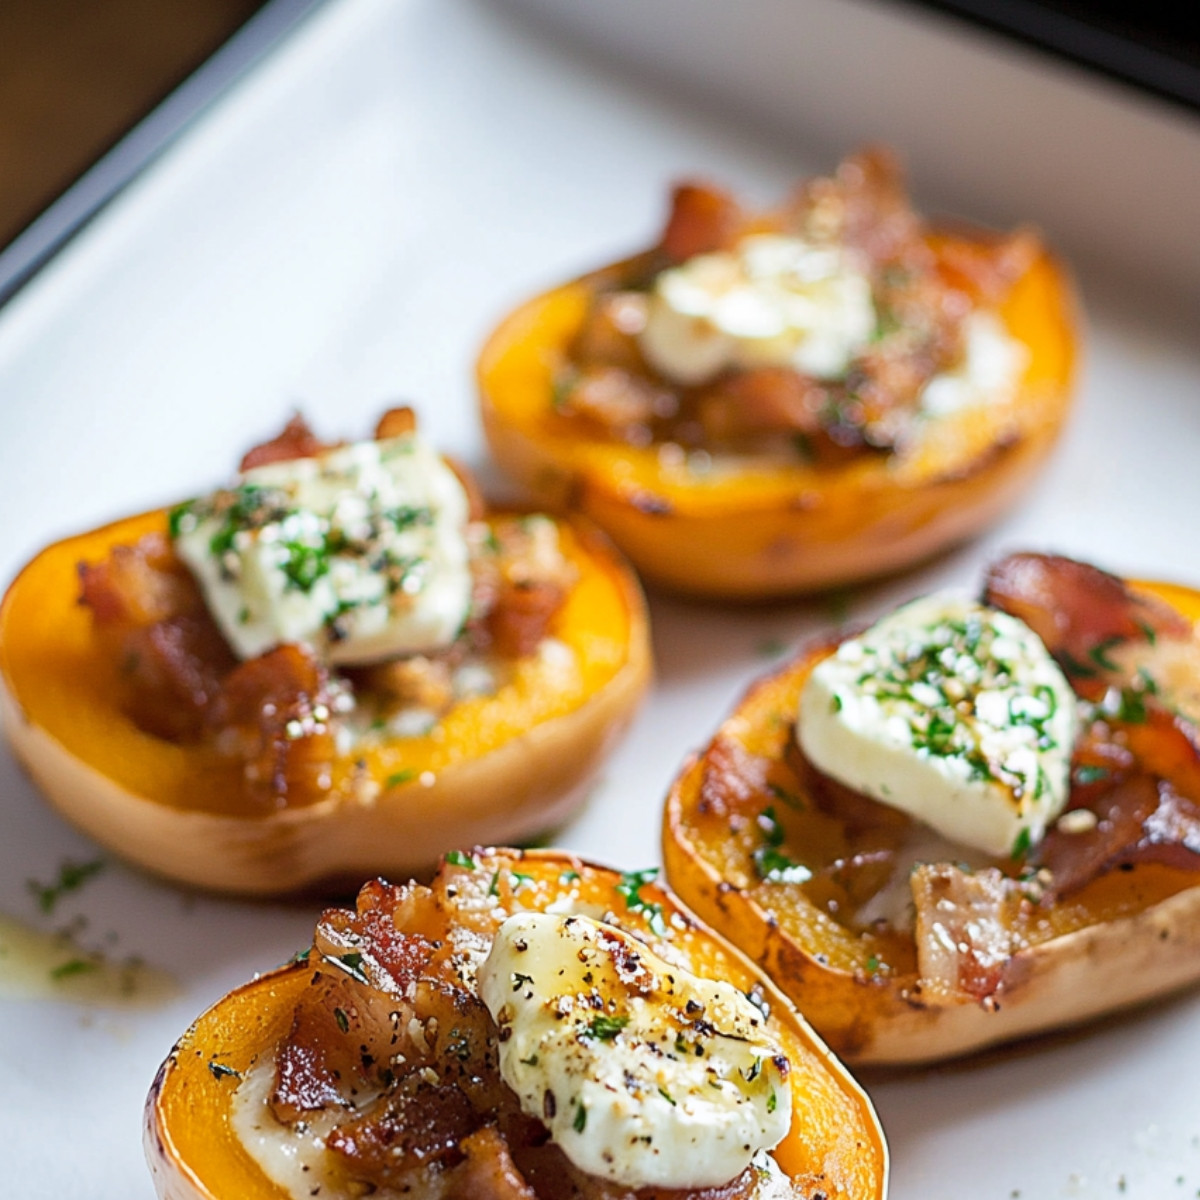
{"left": 478, "top": 236, "right": 1078, "bottom": 599}
{"left": 0, "top": 512, "right": 651, "bottom": 895}
{"left": 664, "top": 582, "right": 1200, "bottom": 1065}
{"left": 145, "top": 849, "right": 888, "bottom": 1200}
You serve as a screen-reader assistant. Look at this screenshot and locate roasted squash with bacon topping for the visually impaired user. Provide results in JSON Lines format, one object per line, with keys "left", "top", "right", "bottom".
{"left": 478, "top": 150, "right": 1077, "bottom": 599}
{"left": 664, "top": 553, "right": 1200, "bottom": 1063}
{"left": 145, "top": 848, "right": 887, "bottom": 1199}
{"left": 0, "top": 413, "right": 651, "bottom": 894}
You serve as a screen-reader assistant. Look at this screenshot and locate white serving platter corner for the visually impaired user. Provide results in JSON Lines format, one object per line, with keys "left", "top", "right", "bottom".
{"left": 1, "top": 0, "right": 1199, "bottom": 1196}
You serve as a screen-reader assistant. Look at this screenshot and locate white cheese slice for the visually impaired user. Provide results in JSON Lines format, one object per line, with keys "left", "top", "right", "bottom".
{"left": 917, "top": 310, "right": 1029, "bottom": 417}
{"left": 477, "top": 912, "right": 791, "bottom": 1190}
{"left": 639, "top": 233, "right": 876, "bottom": 386}
{"left": 173, "top": 433, "right": 471, "bottom": 666}
{"left": 798, "top": 595, "right": 1077, "bottom": 857}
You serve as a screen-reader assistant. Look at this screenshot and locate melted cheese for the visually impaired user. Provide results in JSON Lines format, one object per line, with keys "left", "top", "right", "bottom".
{"left": 477, "top": 912, "right": 791, "bottom": 1190}
{"left": 173, "top": 433, "right": 471, "bottom": 666}
{"left": 639, "top": 233, "right": 876, "bottom": 385}
{"left": 798, "top": 594, "right": 1077, "bottom": 856}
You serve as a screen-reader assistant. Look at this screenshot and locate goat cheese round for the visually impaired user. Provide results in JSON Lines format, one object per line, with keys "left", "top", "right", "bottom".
{"left": 172, "top": 433, "right": 471, "bottom": 666}
{"left": 639, "top": 233, "right": 876, "bottom": 386}
{"left": 477, "top": 912, "right": 791, "bottom": 1190}
{"left": 798, "top": 595, "right": 1077, "bottom": 857}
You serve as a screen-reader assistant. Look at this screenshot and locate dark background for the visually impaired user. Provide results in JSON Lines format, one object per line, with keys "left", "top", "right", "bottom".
{"left": 0, "top": 0, "right": 1196, "bottom": 266}
{"left": 0, "top": 0, "right": 266, "bottom": 249}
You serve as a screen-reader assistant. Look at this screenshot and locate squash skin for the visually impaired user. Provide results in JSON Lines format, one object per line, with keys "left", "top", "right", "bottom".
{"left": 478, "top": 238, "right": 1078, "bottom": 599}
{"left": 144, "top": 849, "right": 888, "bottom": 1200}
{"left": 0, "top": 512, "right": 651, "bottom": 895}
{"left": 663, "top": 580, "right": 1200, "bottom": 1065}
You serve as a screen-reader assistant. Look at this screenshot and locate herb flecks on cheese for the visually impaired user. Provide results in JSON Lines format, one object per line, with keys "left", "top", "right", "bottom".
{"left": 172, "top": 433, "right": 471, "bottom": 666}
{"left": 798, "top": 594, "right": 1077, "bottom": 856}
{"left": 478, "top": 912, "right": 791, "bottom": 1190}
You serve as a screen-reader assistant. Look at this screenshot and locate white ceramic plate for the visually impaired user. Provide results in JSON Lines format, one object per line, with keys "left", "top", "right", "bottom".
{"left": 1, "top": 0, "right": 1199, "bottom": 1196}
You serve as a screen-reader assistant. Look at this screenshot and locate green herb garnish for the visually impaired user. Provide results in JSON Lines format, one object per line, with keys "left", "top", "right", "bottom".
{"left": 27, "top": 858, "right": 105, "bottom": 914}
{"left": 615, "top": 868, "right": 667, "bottom": 936}
{"left": 585, "top": 1014, "right": 629, "bottom": 1041}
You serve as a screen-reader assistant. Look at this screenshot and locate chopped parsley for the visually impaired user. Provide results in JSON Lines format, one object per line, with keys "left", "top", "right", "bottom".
{"left": 1010, "top": 827, "right": 1033, "bottom": 860}
{"left": 658, "top": 1086, "right": 677, "bottom": 1106}
{"left": 385, "top": 769, "right": 417, "bottom": 788}
{"left": 334, "top": 1007, "right": 350, "bottom": 1033}
{"left": 753, "top": 807, "right": 812, "bottom": 885}
{"left": 615, "top": 868, "right": 668, "bottom": 936}
{"left": 445, "top": 850, "right": 477, "bottom": 870}
{"left": 1074, "top": 764, "right": 1110, "bottom": 785}
{"left": 27, "top": 858, "right": 105, "bottom": 914}
{"left": 50, "top": 958, "right": 97, "bottom": 981}
{"left": 585, "top": 1014, "right": 629, "bottom": 1041}
{"left": 1088, "top": 636, "right": 1124, "bottom": 672}
{"left": 573, "top": 1102, "right": 588, "bottom": 1133}
{"left": 335, "top": 952, "right": 369, "bottom": 984}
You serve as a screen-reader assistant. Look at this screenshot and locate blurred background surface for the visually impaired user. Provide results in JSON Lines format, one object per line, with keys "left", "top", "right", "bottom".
{"left": 0, "top": 0, "right": 267, "bottom": 249}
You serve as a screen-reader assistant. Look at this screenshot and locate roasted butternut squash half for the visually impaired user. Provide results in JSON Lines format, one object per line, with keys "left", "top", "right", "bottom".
{"left": 145, "top": 849, "right": 887, "bottom": 1199}
{"left": 0, "top": 413, "right": 651, "bottom": 894}
{"left": 664, "top": 553, "right": 1200, "bottom": 1064}
{"left": 478, "top": 149, "right": 1077, "bottom": 599}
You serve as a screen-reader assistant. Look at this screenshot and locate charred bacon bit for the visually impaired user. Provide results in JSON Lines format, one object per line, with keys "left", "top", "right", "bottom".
{"left": 325, "top": 1077, "right": 479, "bottom": 1181}
{"left": 911, "top": 864, "right": 1029, "bottom": 1003}
{"left": 315, "top": 879, "right": 445, "bottom": 997}
{"left": 983, "top": 552, "right": 1190, "bottom": 692}
{"left": 78, "top": 534, "right": 236, "bottom": 740}
{"left": 559, "top": 366, "right": 666, "bottom": 441}
{"left": 469, "top": 516, "right": 575, "bottom": 661}
{"left": 486, "top": 581, "right": 568, "bottom": 660}
{"left": 374, "top": 405, "right": 418, "bottom": 441}
{"left": 209, "top": 643, "right": 336, "bottom": 809}
{"left": 933, "top": 227, "right": 1042, "bottom": 307}
{"left": 78, "top": 533, "right": 203, "bottom": 626}
{"left": 238, "top": 413, "right": 329, "bottom": 472}
{"left": 1038, "top": 774, "right": 1200, "bottom": 899}
{"left": 453, "top": 1125, "right": 540, "bottom": 1200}
{"left": 660, "top": 181, "right": 744, "bottom": 262}
{"left": 696, "top": 368, "right": 825, "bottom": 447}
{"left": 271, "top": 972, "right": 370, "bottom": 1122}
{"left": 115, "top": 617, "right": 237, "bottom": 741}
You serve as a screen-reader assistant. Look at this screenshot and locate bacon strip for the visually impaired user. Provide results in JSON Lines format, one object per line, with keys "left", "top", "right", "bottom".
{"left": 984, "top": 552, "right": 1189, "bottom": 694}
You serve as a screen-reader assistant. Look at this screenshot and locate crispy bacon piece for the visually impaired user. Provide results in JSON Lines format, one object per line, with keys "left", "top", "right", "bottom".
{"left": 78, "top": 534, "right": 235, "bottom": 740}
{"left": 1038, "top": 774, "right": 1200, "bottom": 898}
{"left": 660, "top": 182, "right": 743, "bottom": 261}
{"left": 326, "top": 1078, "right": 479, "bottom": 1180}
{"left": 695, "top": 368, "right": 824, "bottom": 448}
{"left": 209, "top": 644, "right": 337, "bottom": 809}
{"left": 485, "top": 581, "right": 567, "bottom": 660}
{"left": 238, "top": 413, "right": 329, "bottom": 471}
{"left": 452, "top": 1126, "right": 539, "bottom": 1200}
{"left": 375, "top": 405, "right": 418, "bottom": 440}
{"left": 911, "top": 864, "right": 1030, "bottom": 1003}
{"left": 984, "top": 552, "right": 1190, "bottom": 693}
